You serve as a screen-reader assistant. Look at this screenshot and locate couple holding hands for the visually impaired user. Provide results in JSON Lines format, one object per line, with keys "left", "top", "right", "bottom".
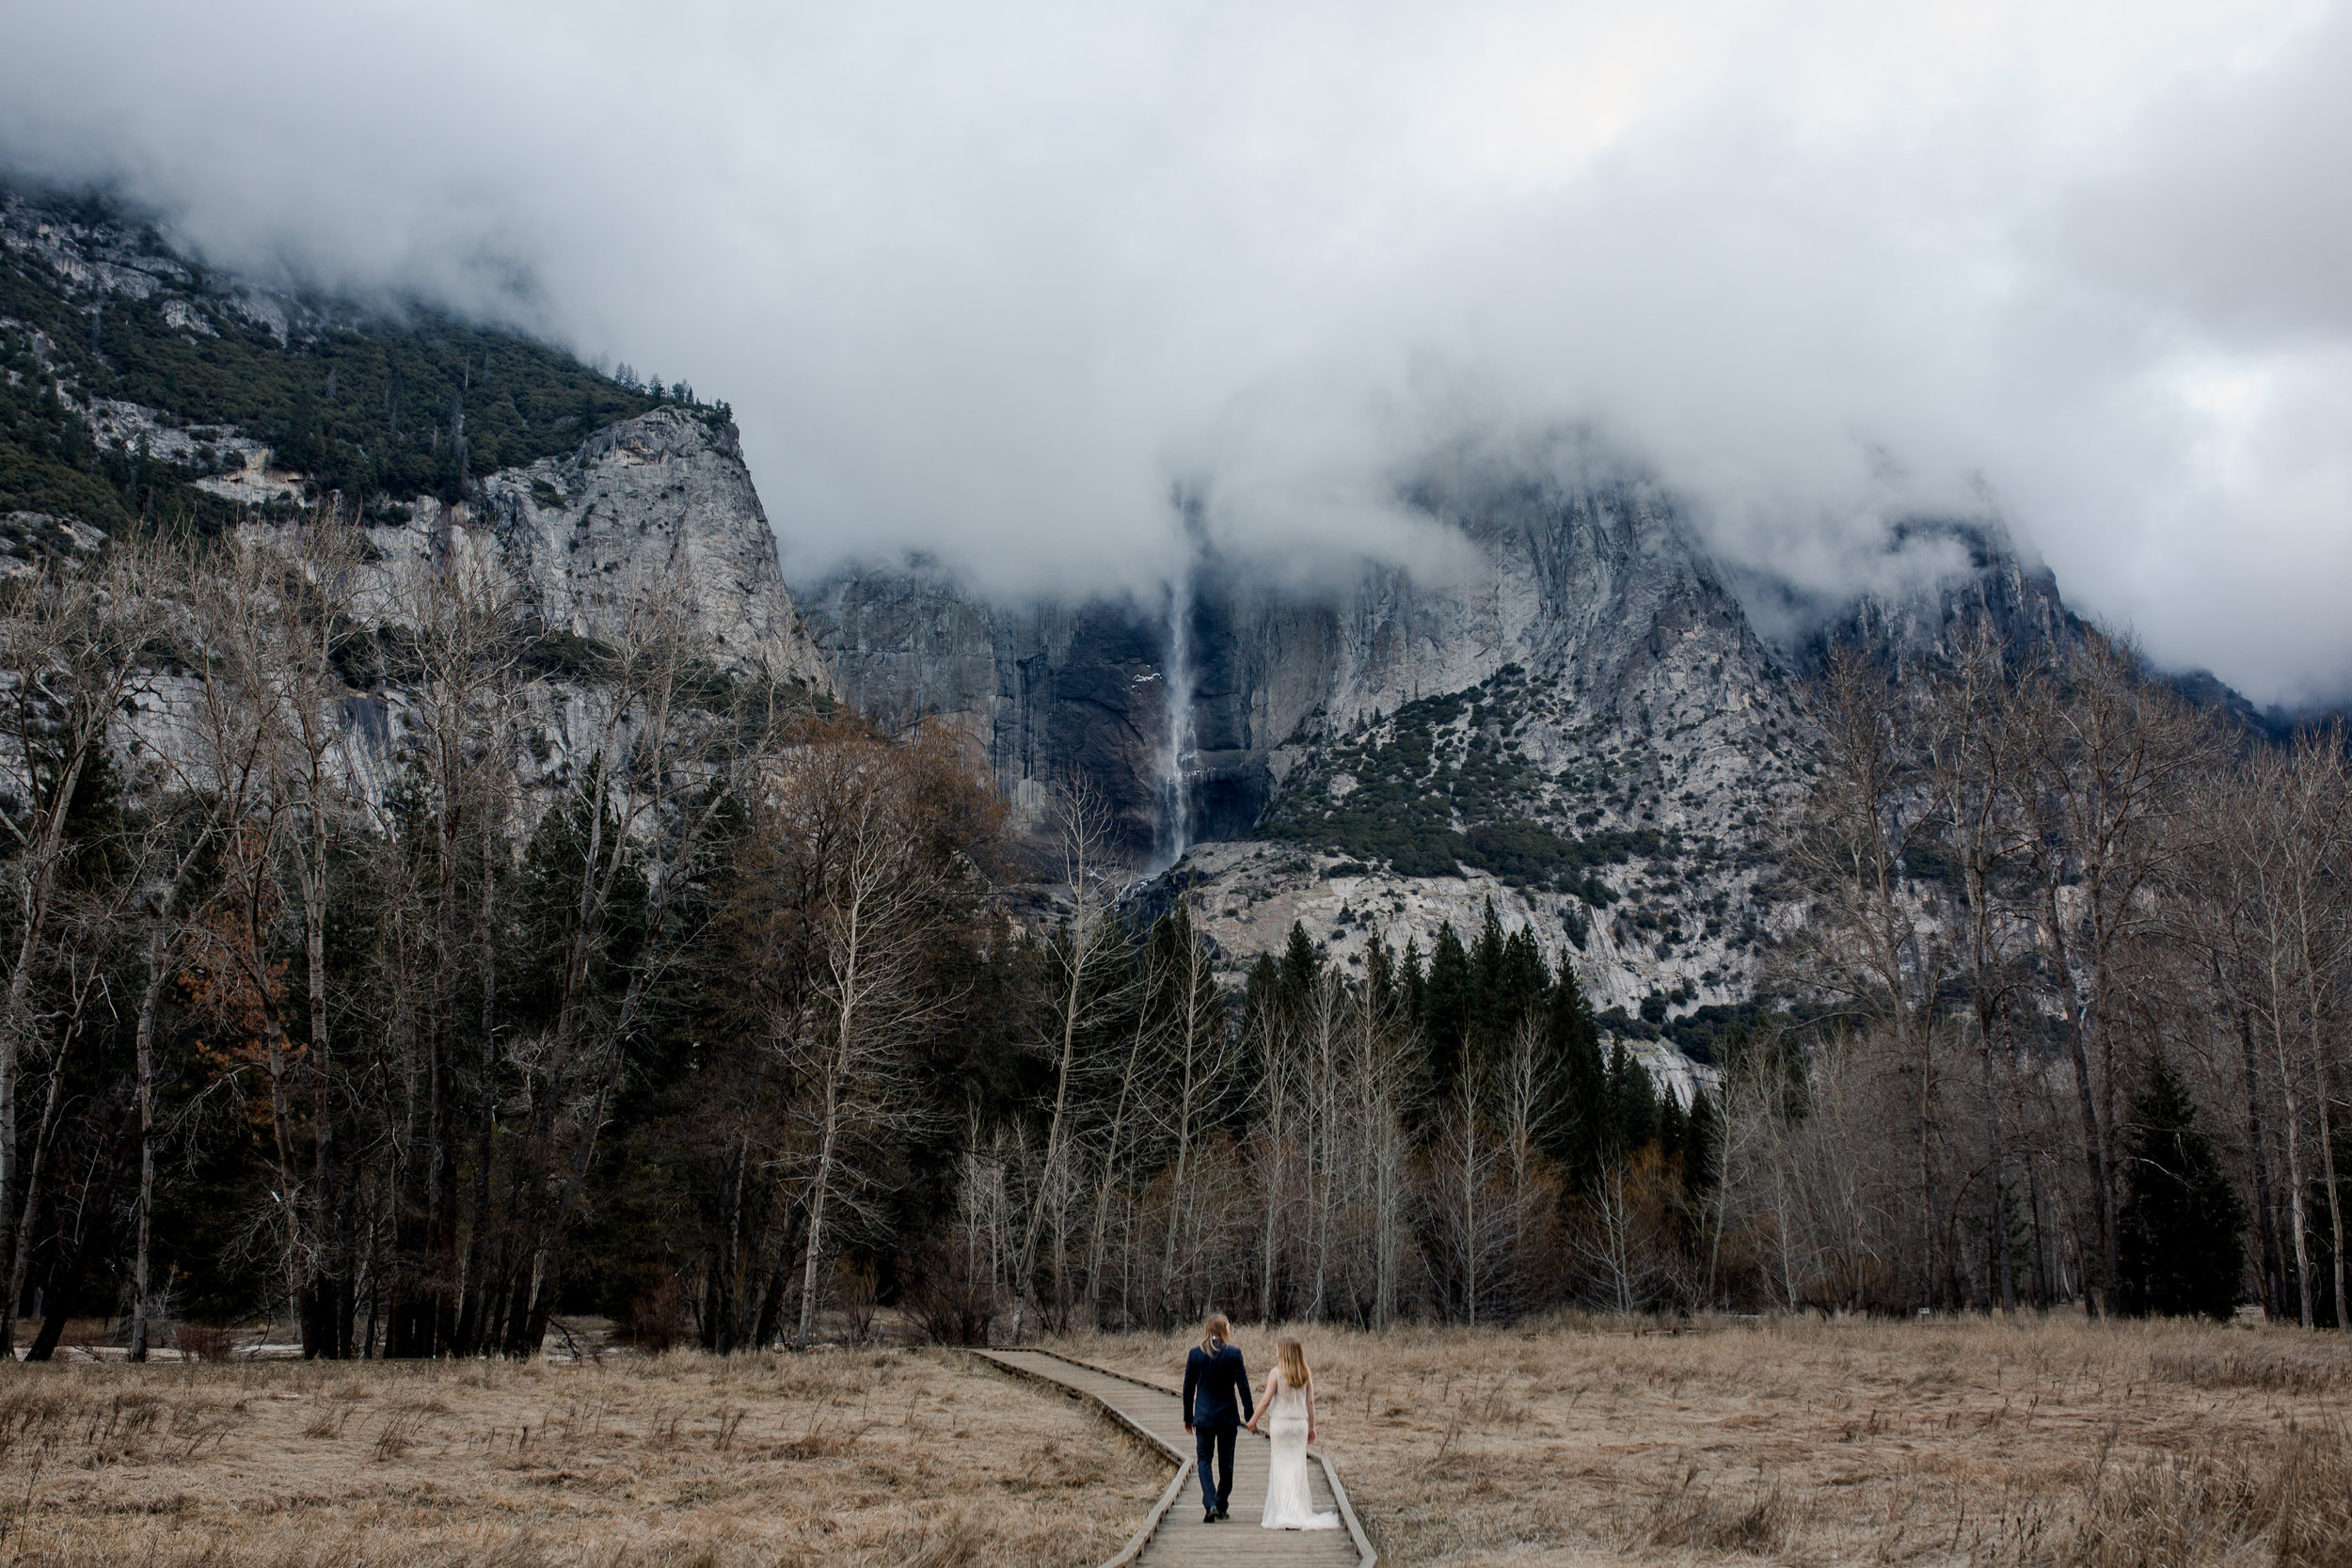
{"left": 1179, "top": 1314, "right": 1341, "bottom": 1531}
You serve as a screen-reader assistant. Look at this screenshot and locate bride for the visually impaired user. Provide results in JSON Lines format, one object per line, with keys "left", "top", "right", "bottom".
{"left": 1244, "top": 1336, "right": 1340, "bottom": 1531}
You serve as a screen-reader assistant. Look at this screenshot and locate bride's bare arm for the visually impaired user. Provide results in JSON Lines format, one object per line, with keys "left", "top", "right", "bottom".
{"left": 1305, "top": 1383, "right": 1316, "bottom": 1445}
{"left": 1246, "top": 1371, "right": 1276, "bottom": 1432}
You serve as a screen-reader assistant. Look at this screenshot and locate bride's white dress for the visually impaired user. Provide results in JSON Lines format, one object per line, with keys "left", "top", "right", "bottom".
{"left": 1259, "top": 1382, "right": 1340, "bottom": 1530}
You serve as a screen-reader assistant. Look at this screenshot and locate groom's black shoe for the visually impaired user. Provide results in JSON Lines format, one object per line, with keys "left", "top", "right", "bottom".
{"left": 1203, "top": 1509, "right": 1218, "bottom": 1524}
{"left": 1215, "top": 1508, "right": 1230, "bottom": 1521}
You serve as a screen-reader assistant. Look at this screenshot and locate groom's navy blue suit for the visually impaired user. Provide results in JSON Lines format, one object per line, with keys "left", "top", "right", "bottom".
{"left": 1183, "top": 1341, "right": 1254, "bottom": 1514}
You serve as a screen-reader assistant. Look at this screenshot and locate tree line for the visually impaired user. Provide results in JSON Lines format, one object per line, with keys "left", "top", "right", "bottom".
{"left": 892, "top": 627, "right": 2339, "bottom": 1340}
{"left": 934, "top": 829, "right": 1720, "bottom": 1343}
{"left": 0, "top": 523, "right": 2338, "bottom": 1359}
{"left": 1758, "top": 630, "right": 2345, "bottom": 1325}
{"left": 0, "top": 517, "right": 1721, "bottom": 1357}
{"left": 0, "top": 518, "right": 1012, "bottom": 1360}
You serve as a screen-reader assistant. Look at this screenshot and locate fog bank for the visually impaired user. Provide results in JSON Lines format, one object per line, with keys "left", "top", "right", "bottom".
{"left": 4, "top": 0, "right": 2348, "bottom": 704}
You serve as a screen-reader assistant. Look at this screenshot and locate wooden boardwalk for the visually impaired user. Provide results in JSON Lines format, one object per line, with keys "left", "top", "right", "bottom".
{"left": 977, "top": 1349, "right": 1374, "bottom": 1568}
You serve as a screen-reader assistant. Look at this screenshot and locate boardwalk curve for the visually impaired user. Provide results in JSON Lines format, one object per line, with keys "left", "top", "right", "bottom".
{"left": 977, "top": 1348, "right": 1375, "bottom": 1568}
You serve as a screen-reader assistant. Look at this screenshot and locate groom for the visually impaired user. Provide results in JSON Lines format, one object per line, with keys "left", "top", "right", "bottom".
{"left": 1182, "top": 1313, "right": 1253, "bottom": 1524}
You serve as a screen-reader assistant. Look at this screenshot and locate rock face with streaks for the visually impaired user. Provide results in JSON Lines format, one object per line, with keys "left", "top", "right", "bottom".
{"left": 796, "top": 464, "right": 2095, "bottom": 1060}
{"left": 251, "top": 410, "right": 837, "bottom": 822}
{"left": 407, "top": 406, "right": 835, "bottom": 691}
{"left": 2, "top": 187, "right": 834, "bottom": 699}
{"left": 791, "top": 562, "right": 1174, "bottom": 850}
{"left": 803, "top": 474, "right": 1804, "bottom": 854}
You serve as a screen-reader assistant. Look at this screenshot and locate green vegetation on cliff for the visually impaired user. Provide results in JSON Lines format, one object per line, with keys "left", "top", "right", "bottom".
{"left": 1260, "top": 666, "right": 1669, "bottom": 892}
{"left": 1, "top": 188, "right": 665, "bottom": 534}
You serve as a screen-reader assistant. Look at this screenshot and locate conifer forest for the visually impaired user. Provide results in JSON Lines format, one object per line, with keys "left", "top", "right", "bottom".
{"left": 0, "top": 516, "right": 2344, "bottom": 1362}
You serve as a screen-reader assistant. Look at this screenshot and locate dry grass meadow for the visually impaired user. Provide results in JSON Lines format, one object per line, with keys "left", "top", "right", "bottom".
{"left": 8, "top": 1315, "right": 2349, "bottom": 1568}
{"left": 0, "top": 1344, "right": 1165, "bottom": 1568}
{"left": 1061, "top": 1313, "right": 2352, "bottom": 1568}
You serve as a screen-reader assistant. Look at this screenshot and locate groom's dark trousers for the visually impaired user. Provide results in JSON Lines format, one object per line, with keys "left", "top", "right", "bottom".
{"left": 1183, "top": 1341, "right": 1253, "bottom": 1513}
{"left": 1195, "top": 1422, "right": 1236, "bottom": 1513}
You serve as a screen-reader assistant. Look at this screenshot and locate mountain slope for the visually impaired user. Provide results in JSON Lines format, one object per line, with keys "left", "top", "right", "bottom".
{"left": 2, "top": 185, "right": 661, "bottom": 531}
{"left": 0, "top": 183, "right": 832, "bottom": 695}
{"left": 799, "top": 466, "right": 2163, "bottom": 1071}
{"left": 803, "top": 468, "right": 1825, "bottom": 1063}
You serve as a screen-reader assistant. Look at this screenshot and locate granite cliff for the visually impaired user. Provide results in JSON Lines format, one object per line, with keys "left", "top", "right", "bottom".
{"left": 799, "top": 467, "right": 2100, "bottom": 1080}
{"left": 1, "top": 186, "right": 834, "bottom": 716}
{"left": 0, "top": 183, "right": 2263, "bottom": 1079}
{"left": 803, "top": 473, "right": 1804, "bottom": 853}
{"left": 390, "top": 405, "right": 832, "bottom": 689}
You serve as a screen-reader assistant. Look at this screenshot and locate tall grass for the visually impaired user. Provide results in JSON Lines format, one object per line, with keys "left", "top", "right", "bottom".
{"left": 0, "top": 1347, "right": 1164, "bottom": 1568}
{"left": 1057, "top": 1312, "right": 2351, "bottom": 1565}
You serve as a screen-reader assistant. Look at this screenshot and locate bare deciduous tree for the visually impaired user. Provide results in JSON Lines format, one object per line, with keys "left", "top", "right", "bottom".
{"left": 2018, "top": 635, "right": 2217, "bottom": 1314}
{"left": 1923, "top": 632, "right": 2037, "bottom": 1313}
{"left": 0, "top": 546, "right": 153, "bottom": 1354}
{"left": 1786, "top": 644, "right": 1957, "bottom": 1308}
{"left": 1009, "top": 776, "right": 1123, "bottom": 1340}
{"left": 761, "top": 721, "right": 990, "bottom": 1346}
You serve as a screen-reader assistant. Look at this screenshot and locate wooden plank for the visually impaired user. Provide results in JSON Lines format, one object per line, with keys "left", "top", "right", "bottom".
{"left": 1316, "top": 1450, "right": 1378, "bottom": 1568}
{"left": 977, "top": 1348, "right": 1372, "bottom": 1568}
{"left": 975, "top": 1350, "right": 1193, "bottom": 1568}
{"left": 1107, "top": 1456, "right": 1196, "bottom": 1567}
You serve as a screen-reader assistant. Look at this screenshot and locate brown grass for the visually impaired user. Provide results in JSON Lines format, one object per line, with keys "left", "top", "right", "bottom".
{"left": 1055, "top": 1313, "right": 2352, "bottom": 1567}
{"left": 0, "top": 1346, "right": 1167, "bottom": 1568}
{"left": 13, "top": 1316, "right": 2344, "bottom": 1567}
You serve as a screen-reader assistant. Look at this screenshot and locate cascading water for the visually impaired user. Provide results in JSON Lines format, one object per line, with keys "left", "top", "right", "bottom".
{"left": 1151, "top": 574, "right": 1197, "bottom": 874}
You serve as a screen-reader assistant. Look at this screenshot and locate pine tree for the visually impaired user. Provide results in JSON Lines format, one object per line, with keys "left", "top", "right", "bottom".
{"left": 1607, "top": 1040, "right": 1659, "bottom": 1152}
{"left": 1399, "top": 937, "right": 1426, "bottom": 1025}
{"left": 2116, "top": 1055, "right": 2245, "bottom": 1321}
{"left": 1422, "top": 923, "right": 1472, "bottom": 1100}
{"left": 1279, "top": 920, "right": 1322, "bottom": 1005}
{"left": 1492, "top": 922, "right": 1549, "bottom": 1040}
{"left": 1683, "top": 1085, "right": 1722, "bottom": 1196}
{"left": 1656, "top": 1088, "right": 1686, "bottom": 1164}
{"left": 1469, "top": 900, "right": 1508, "bottom": 1048}
{"left": 1364, "top": 936, "right": 1400, "bottom": 1016}
{"left": 1242, "top": 952, "right": 1284, "bottom": 1044}
{"left": 1539, "top": 962, "right": 1608, "bottom": 1181}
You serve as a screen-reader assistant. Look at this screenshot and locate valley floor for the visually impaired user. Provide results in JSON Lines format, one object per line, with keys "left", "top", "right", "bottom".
{"left": 0, "top": 1344, "right": 1163, "bottom": 1568}
{"left": 1058, "top": 1313, "right": 2352, "bottom": 1567}
{"left": 7, "top": 1315, "right": 2346, "bottom": 1567}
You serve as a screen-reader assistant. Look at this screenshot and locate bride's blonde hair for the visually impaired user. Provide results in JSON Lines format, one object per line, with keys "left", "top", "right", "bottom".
{"left": 1201, "top": 1313, "right": 1232, "bottom": 1354}
{"left": 1276, "top": 1336, "right": 1311, "bottom": 1389}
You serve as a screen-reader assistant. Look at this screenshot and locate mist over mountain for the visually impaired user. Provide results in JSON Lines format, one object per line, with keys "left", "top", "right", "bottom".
{"left": 0, "top": 180, "right": 2024, "bottom": 1081}
{"left": 4, "top": 1, "right": 2350, "bottom": 707}
{"left": 2, "top": 102, "right": 2345, "bottom": 1367}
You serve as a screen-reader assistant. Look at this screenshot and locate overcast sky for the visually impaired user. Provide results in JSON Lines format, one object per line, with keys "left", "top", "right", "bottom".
{"left": 4, "top": 1, "right": 2348, "bottom": 705}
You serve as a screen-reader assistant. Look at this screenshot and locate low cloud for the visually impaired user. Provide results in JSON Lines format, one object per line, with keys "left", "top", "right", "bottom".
{"left": 4, "top": 0, "right": 2347, "bottom": 704}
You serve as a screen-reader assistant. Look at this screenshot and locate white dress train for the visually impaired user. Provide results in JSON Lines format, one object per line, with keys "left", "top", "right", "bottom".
{"left": 1260, "top": 1382, "right": 1340, "bottom": 1530}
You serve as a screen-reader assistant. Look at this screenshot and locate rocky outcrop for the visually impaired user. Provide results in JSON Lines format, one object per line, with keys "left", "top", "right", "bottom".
{"left": 802, "top": 471, "right": 1806, "bottom": 862}
{"left": 111, "top": 407, "right": 837, "bottom": 847}
{"left": 800, "top": 468, "right": 1824, "bottom": 1022}
{"left": 4, "top": 185, "right": 834, "bottom": 697}
{"left": 793, "top": 561, "right": 1171, "bottom": 848}
{"left": 4, "top": 185, "right": 300, "bottom": 341}
{"left": 1743, "top": 516, "right": 2080, "bottom": 679}
{"left": 411, "top": 406, "right": 835, "bottom": 692}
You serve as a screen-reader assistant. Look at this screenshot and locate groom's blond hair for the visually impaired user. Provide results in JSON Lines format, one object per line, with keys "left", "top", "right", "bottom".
{"left": 1201, "top": 1313, "right": 1231, "bottom": 1353}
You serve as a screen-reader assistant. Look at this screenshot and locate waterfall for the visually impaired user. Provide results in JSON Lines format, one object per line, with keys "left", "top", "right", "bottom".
{"left": 1152, "top": 574, "right": 1197, "bottom": 873}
